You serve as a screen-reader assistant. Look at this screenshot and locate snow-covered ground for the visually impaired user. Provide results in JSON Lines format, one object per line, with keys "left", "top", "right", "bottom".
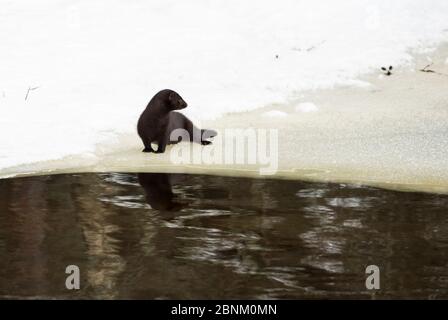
{"left": 1, "top": 0, "right": 448, "bottom": 171}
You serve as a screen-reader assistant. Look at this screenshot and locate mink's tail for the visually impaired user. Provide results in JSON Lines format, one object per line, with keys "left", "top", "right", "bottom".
{"left": 201, "top": 129, "right": 218, "bottom": 139}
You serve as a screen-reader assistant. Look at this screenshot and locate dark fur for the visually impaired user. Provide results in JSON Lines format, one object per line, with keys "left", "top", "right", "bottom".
{"left": 137, "top": 89, "right": 217, "bottom": 153}
{"left": 137, "top": 173, "right": 184, "bottom": 211}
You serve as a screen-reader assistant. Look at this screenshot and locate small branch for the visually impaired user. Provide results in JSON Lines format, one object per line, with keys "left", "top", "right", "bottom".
{"left": 420, "top": 63, "right": 435, "bottom": 73}
{"left": 25, "top": 86, "right": 39, "bottom": 101}
{"left": 419, "top": 63, "right": 448, "bottom": 77}
{"left": 25, "top": 88, "right": 31, "bottom": 100}
{"left": 292, "top": 40, "right": 326, "bottom": 52}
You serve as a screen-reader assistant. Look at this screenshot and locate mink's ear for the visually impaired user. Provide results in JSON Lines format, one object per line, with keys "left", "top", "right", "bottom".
{"left": 168, "top": 91, "right": 176, "bottom": 101}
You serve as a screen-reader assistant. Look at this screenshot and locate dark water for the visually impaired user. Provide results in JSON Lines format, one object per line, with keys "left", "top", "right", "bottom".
{"left": 0, "top": 173, "right": 448, "bottom": 299}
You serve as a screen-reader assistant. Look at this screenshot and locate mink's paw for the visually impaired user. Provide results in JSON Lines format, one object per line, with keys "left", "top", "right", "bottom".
{"left": 201, "top": 140, "right": 212, "bottom": 146}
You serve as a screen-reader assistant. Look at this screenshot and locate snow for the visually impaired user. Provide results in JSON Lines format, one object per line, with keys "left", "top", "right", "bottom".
{"left": 262, "top": 110, "right": 288, "bottom": 118}
{"left": 295, "top": 102, "right": 318, "bottom": 113}
{"left": 1, "top": 0, "right": 448, "bottom": 170}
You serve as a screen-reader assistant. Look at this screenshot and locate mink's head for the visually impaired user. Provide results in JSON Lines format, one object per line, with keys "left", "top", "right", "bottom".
{"left": 167, "top": 90, "right": 187, "bottom": 110}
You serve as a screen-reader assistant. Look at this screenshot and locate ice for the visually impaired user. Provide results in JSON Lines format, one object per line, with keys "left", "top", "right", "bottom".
{"left": 295, "top": 102, "right": 318, "bottom": 113}
{"left": 1, "top": 0, "right": 448, "bottom": 172}
{"left": 262, "top": 110, "right": 288, "bottom": 118}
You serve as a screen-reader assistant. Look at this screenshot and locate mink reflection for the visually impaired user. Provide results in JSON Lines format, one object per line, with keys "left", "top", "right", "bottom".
{"left": 137, "top": 173, "right": 185, "bottom": 211}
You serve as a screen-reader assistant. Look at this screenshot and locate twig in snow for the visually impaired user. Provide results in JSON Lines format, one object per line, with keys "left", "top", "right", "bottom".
{"left": 292, "top": 40, "right": 327, "bottom": 53}
{"left": 420, "top": 63, "right": 436, "bottom": 73}
{"left": 25, "top": 86, "right": 39, "bottom": 101}
{"left": 419, "top": 63, "right": 448, "bottom": 77}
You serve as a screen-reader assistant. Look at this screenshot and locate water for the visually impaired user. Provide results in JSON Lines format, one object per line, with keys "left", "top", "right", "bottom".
{"left": 0, "top": 173, "right": 447, "bottom": 299}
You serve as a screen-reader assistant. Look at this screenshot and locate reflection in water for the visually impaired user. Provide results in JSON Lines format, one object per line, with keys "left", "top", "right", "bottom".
{"left": 137, "top": 173, "right": 185, "bottom": 211}
{"left": 0, "top": 173, "right": 448, "bottom": 299}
